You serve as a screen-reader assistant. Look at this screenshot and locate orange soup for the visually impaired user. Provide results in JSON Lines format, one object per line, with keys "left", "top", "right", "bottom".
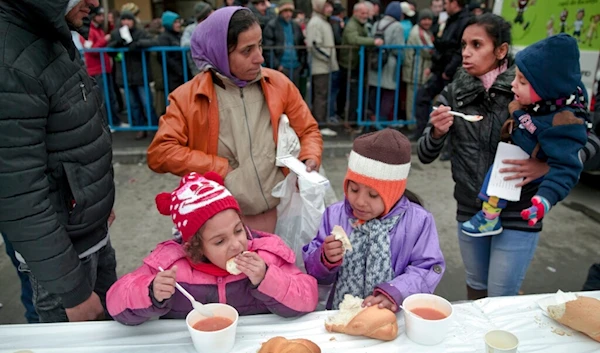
{"left": 192, "top": 316, "right": 233, "bottom": 332}
{"left": 411, "top": 307, "right": 447, "bottom": 320}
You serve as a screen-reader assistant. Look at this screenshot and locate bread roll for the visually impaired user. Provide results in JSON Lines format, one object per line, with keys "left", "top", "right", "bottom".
{"left": 332, "top": 225, "right": 352, "bottom": 253}
{"left": 225, "top": 251, "right": 249, "bottom": 275}
{"left": 548, "top": 296, "right": 600, "bottom": 342}
{"left": 258, "top": 336, "right": 321, "bottom": 353}
{"left": 325, "top": 294, "right": 399, "bottom": 341}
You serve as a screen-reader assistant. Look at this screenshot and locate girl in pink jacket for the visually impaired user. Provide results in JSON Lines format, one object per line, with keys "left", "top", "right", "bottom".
{"left": 107, "top": 172, "right": 318, "bottom": 325}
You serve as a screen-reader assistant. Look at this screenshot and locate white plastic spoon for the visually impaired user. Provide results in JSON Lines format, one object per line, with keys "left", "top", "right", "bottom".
{"left": 158, "top": 266, "right": 213, "bottom": 317}
{"left": 398, "top": 304, "right": 423, "bottom": 319}
{"left": 433, "top": 106, "right": 483, "bottom": 122}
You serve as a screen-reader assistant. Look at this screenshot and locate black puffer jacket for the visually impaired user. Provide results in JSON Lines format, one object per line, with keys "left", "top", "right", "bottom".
{"left": 418, "top": 64, "right": 541, "bottom": 232}
{"left": 431, "top": 8, "right": 470, "bottom": 79}
{"left": 0, "top": 0, "right": 115, "bottom": 308}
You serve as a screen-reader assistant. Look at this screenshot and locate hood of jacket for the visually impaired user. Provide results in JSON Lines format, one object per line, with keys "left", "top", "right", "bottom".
{"left": 0, "top": 0, "right": 76, "bottom": 58}
{"left": 191, "top": 6, "right": 253, "bottom": 88}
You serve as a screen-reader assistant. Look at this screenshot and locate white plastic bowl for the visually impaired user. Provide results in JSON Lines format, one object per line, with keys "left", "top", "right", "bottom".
{"left": 402, "top": 293, "right": 454, "bottom": 345}
{"left": 185, "top": 303, "right": 239, "bottom": 353}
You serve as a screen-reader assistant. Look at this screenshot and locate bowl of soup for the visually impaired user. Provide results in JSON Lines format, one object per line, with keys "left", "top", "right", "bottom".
{"left": 402, "top": 293, "right": 454, "bottom": 346}
{"left": 186, "top": 303, "right": 239, "bottom": 353}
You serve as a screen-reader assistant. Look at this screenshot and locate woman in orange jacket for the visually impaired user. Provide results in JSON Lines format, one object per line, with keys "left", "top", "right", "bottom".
{"left": 147, "top": 7, "right": 323, "bottom": 234}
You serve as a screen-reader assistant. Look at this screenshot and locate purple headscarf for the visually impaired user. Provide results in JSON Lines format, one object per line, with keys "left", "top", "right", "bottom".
{"left": 191, "top": 6, "right": 252, "bottom": 88}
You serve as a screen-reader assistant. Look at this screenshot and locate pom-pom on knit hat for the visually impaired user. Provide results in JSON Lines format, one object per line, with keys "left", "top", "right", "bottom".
{"left": 155, "top": 172, "right": 240, "bottom": 242}
{"left": 344, "top": 129, "right": 411, "bottom": 215}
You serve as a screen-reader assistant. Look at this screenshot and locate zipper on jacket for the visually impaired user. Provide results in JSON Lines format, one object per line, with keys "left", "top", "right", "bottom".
{"left": 80, "top": 82, "right": 87, "bottom": 101}
{"left": 240, "top": 88, "right": 270, "bottom": 211}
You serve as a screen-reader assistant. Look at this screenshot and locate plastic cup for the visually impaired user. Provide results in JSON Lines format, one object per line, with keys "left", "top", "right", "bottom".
{"left": 185, "top": 303, "right": 239, "bottom": 353}
{"left": 402, "top": 293, "right": 454, "bottom": 345}
{"left": 485, "top": 330, "right": 519, "bottom": 353}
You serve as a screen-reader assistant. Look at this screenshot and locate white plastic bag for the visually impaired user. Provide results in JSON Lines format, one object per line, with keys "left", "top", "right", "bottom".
{"left": 272, "top": 173, "right": 326, "bottom": 272}
{"left": 275, "top": 114, "right": 300, "bottom": 166}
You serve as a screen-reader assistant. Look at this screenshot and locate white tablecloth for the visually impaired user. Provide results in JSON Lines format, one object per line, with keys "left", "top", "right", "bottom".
{"left": 1, "top": 291, "right": 598, "bottom": 353}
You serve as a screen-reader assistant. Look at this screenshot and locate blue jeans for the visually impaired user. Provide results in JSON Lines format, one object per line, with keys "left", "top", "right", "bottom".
{"left": 93, "top": 73, "right": 122, "bottom": 126}
{"left": 128, "top": 85, "right": 159, "bottom": 127}
{"left": 2, "top": 233, "right": 39, "bottom": 323}
{"left": 457, "top": 223, "right": 540, "bottom": 296}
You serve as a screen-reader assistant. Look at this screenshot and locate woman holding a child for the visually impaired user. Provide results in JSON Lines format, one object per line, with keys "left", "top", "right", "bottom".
{"left": 418, "top": 13, "right": 599, "bottom": 300}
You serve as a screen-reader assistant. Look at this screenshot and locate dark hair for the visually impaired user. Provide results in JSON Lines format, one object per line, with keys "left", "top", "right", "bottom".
{"left": 452, "top": 0, "right": 468, "bottom": 7}
{"left": 227, "top": 10, "right": 260, "bottom": 54}
{"left": 465, "top": 13, "right": 512, "bottom": 65}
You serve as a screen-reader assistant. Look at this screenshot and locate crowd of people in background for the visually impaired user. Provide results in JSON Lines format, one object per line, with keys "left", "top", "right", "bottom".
{"left": 67, "top": 0, "right": 495, "bottom": 139}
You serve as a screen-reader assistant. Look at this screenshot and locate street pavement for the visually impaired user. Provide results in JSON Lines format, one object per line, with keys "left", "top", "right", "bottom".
{"left": 1, "top": 141, "right": 599, "bottom": 324}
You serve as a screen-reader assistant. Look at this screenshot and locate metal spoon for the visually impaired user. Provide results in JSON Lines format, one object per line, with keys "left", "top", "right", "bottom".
{"left": 433, "top": 106, "right": 483, "bottom": 122}
{"left": 158, "top": 266, "right": 213, "bottom": 317}
{"left": 398, "top": 304, "right": 424, "bottom": 319}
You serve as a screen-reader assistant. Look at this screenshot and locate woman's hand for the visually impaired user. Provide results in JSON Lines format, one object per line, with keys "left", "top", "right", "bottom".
{"left": 500, "top": 158, "right": 550, "bottom": 187}
{"left": 235, "top": 252, "right": 267, "bottom": 286}
{"left": 429, "top": 105, "right": 454, "bottom": 139}
{"left": 304, "top": 159, "right": 319, "bottom": 172}
{"left": 153, "top": 266, "right": 177, "bottom": 303}
{"left": 362, "top": 294, "right": 397, "bottom": 312}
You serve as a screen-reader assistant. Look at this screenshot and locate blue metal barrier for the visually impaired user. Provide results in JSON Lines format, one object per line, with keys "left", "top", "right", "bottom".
{"left": 82, "top": 46, "right": 191, "bottom": 131}
{"left": 82, "top": 44, "right": 431, "bottom": 132}
{"left": 357, "top": 44, "right": 433, "bottom": 129}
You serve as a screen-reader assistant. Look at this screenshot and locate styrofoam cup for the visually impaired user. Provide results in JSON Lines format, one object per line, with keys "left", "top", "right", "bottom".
{"left": 186, "top": 303, "right": 239, "bottom": 353}
{"left": 402, "top": 293, "right": 454, "bottom": 345}
{"left": 485, "top": 330, "right": 519, "bottom": 353}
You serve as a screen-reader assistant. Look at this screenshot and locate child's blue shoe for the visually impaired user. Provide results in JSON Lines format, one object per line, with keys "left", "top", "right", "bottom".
{"left": 461, "top": 211, "right": 503, "bottom": 237}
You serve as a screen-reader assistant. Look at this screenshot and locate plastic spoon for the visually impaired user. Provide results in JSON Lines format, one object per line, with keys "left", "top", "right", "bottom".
{"left": 433, "top": 106, "right": 483, "bottom": 122}
{"left": 158, "top": 266, "right": 213, "bottom": 317}
{"left": 398, "top": 304, "right": 423, "bottom": 319}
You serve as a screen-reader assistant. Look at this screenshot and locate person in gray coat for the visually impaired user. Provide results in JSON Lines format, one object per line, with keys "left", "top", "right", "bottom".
{"left": 367, "top": 1, "right": 405, "bottom": 122}
{"left": 0, "top": 0, "right": 116, "bottom": 323}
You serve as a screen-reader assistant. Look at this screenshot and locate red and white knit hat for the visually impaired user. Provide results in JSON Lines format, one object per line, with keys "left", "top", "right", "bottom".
{"left": 344, "top": 129, "right": 411, "bottom": 215}
{"left": 155, "top": 172, "right": 240, "bottom": 242}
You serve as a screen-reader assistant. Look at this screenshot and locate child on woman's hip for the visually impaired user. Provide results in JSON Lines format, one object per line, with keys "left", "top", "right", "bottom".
{"left": 303, "top": 129, "right": 445, "bottom": 313}
{"left": 462, "top": 34, "right": 589, "bottom": 237}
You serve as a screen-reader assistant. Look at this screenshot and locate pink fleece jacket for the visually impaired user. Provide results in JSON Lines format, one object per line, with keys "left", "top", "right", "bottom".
{"left": 107, "top": 231, "right": 318, "bottom": 325}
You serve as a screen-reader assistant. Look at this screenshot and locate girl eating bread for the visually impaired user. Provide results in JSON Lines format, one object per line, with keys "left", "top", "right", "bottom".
{"left": 106, "top": 172, "right": 318, "bottom": 325}
{"left": 303, "top": 129, "right": 446, "bottom": 312}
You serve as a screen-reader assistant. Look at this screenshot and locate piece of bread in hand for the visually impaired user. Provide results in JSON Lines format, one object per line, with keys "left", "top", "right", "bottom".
{"left": 225, "top": 251, "right": 249, "bottom": 275}
{"left": 325, "top": 294, "right": 398, "bottom": 341}
{"left": 548, "top": 296, "right": 600, "bottom": 342}
{"left": 258, "top": 336, "right": 321, "bottom": 353}
{"left": 332, "top": 225, "right": 352, "bottom": 253}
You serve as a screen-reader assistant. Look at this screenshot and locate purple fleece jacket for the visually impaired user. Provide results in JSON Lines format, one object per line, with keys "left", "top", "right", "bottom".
{"left": 302, "top": 196, "right": 445, "bottom": 309}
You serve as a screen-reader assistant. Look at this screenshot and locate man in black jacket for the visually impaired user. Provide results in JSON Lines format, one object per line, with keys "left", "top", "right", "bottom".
{"left": 410, "top": 0, "right": 470, "bottom": 140}
{"left": 263, "top": 0, "right": 306, "bottom": 89}
{"left": 0, "top": 0, "right": 116, "bottom": 323}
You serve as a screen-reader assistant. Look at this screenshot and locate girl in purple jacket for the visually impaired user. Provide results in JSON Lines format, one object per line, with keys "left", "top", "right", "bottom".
{"left": 107, "top": 172, "right": 318, "bottom": 325}
{"left": 303, "top": 129, "right": 445, "bottom": 312}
